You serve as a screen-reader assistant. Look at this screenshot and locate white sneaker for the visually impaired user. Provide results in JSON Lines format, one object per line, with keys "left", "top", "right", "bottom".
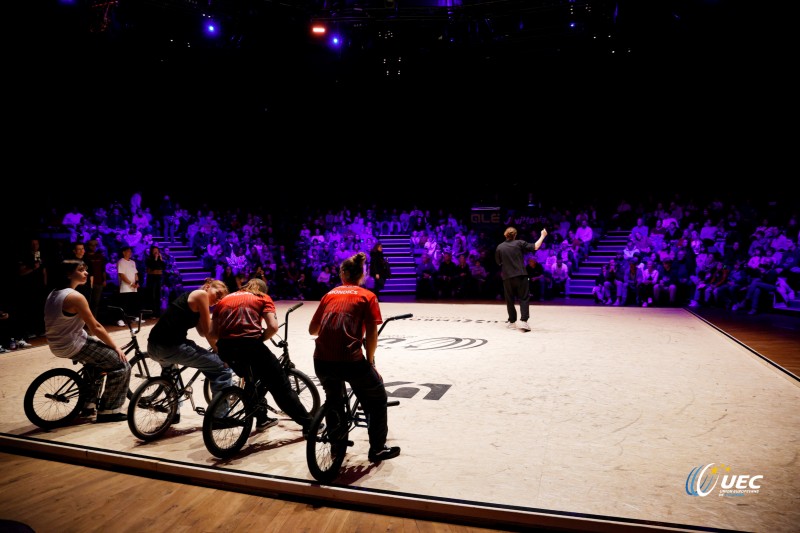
{"left": 506, "top": 321, "right": 517, "bottom": 329}
{"left": 517, "top": 321, "right": 531, "bottom": 332}
{"left": 116, "top": 320, "right": 126, "bottom": 327}
{"left": 15, "top": 339, "right": 31, "bottom": 348}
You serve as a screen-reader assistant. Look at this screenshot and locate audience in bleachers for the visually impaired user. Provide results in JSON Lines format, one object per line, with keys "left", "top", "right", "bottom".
{"left": 4, "top": 191, "right": 799, "bottom": 352}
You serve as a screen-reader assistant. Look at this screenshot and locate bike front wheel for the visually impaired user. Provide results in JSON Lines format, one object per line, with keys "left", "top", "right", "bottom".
{"left": 202, "top": 386, "right": 253, "bottom": 459}
{"left": 24, "top": 368, "right": 88, "bottom": 430}
{"left": 128, "top": 377, "right": 178, "bottom": 441}
{"left": 127, "top": 351, "right": 160, "bottom": 400}
{"left": 267, "top": 368, "right": 320, "bottom": 419}
{"left": 306, "top": 401, "right": 349, "bottom": 483}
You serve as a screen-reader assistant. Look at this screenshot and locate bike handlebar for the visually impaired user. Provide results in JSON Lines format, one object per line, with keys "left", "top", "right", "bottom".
{"left": 377, "top": 313, "right": 413, "bottom": 336}
{"left": 271, "top": 302, "right": 304, "bottom": 348}
{"left": 107, "top": 306, "right": 151, "bottom": 333}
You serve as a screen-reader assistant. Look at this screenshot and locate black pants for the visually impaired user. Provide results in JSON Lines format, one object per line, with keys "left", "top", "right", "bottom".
{"left": 314, "top": 357, "right": 388, "bottom": 452}
{"left": 146, "top": 274, "right": 163, "bottom": 317}
{"left": 216, "top": 337, "right": 311, "bottom": 429}
{"left": 502, "top": 274, "right": 530, "bottom": 323}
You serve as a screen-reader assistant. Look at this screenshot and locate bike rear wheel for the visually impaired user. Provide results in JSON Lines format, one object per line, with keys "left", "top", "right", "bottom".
{"left": 128, "top": 377, "right": 178, "bottom": 441}
{"left": 127, "top": 351, "right": 160, "bottom": 400}
{"left": 203, "top": 373, "right": 246, "bottom": 405}
{"left": 306, "top": 401, "right": 349, "bottom": 483}
{"left": 267, "top": 368, "right": 320, "bottom": 419}
{"left": 24, "top": 368, "right": 88, "bottom": 430}
{"left": 202, "top": 386, "right": 253, "bottom": 459}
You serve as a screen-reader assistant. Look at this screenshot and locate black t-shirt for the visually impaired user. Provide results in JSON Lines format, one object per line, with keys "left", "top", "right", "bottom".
{"left": 148, "top": 291, "right": 198, "bottom": 346}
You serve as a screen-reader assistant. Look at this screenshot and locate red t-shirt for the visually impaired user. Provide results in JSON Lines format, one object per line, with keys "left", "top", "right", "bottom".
{"left": 212, "top": 290, "right": 276, "bottom": 339}
{"left": 311, "top": 285, "right": 382, "bottom": 362}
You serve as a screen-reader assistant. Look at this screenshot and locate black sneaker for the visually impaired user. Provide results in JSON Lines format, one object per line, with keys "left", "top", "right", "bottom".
{"left": 171, "top": 411, "right": 181, "bottom": 425}
{"left": 256, "top": 414, "right": 278, "bottom": 429}
{"left": 368, "top": 445, "right": 401, "bottom": 462}
{"left": 96, "top": 412, "right": 127, "bottom": 423}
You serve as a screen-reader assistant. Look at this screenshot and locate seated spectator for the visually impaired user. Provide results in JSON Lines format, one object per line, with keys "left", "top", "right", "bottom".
{"left": 715, "top": 259, "right": 750, "bottom": 309}
{"left": 639, "top": 260, "right": 659, "bottom": 307}
{"left": 621, "top": 258, "right": 642, "bottom": 306}
{"left": 733, "top": 260, "right": 779, "bottom": 314}
{"left": 622, "top": 240, "right": 641, "bottom": 262}
{"left": 416, "top": 254, "right": 437, "bottom": 299}
{"left": 591, "top": 265, "right": 608, "bottom": 304}
{"left": 603, "top": 258, "right": 624, "bottom": 306}
{"left": 550, "top": 257, "right": 570, "bottom": 299}
{"left": 436, "top": 251, "right": 458, "bottom": 299}
{"left": 526, "top": 256, "right": 547, "bottom": 301}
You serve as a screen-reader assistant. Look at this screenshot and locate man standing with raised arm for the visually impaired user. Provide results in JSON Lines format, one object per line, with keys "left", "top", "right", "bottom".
{"left": 495, "top": 227, "right": 547, "bottom": 332}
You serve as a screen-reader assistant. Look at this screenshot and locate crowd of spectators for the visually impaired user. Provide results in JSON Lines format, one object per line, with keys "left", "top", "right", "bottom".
{"left": 2, "top": 191, "right": 798, "bottom": 352}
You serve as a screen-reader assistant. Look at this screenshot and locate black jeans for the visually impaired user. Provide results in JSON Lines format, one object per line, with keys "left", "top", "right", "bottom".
{"left": 314, "top": 357, "right": 388, "bottom": 452}
{"left": 216, "top": 337, "right": 311, "bottom": 429}
{"left": 502, "top": 274, "right": 530, "bottom": 322}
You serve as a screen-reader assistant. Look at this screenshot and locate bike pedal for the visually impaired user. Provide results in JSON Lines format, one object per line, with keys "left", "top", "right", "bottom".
{"left": 196, "top": 407, "right": 206, "bottom": 416}
{"left": 346, "top": 440, "right": 355, "bottom": 447}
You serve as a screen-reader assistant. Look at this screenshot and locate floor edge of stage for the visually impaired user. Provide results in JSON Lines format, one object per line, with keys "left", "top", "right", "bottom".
{"left": 0, "top": 434, "right": 744, "bottom": 533}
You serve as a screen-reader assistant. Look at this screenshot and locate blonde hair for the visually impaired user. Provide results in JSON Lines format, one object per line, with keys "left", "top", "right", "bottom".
{"left": 504, "top": 227, "right": 518, "bottom": 240}
{"left": 202, "top": 278, "right": 229, "bottom": 301}
{"left": 241, "top": 278, "right": 269, "bottom": 296}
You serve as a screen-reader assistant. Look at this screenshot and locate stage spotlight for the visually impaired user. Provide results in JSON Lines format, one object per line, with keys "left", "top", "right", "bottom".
{"left": 202, "top": 17, "right": 220, "bottom": 39}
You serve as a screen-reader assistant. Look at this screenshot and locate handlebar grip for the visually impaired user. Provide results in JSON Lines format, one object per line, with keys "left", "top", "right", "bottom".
{"left": 388, "top": 313, "right": 413, "bottom": 321}
{"left": 288, "top": 303, "right": 303, "bottom": 313}
{"left": 387, "top": 400, "right": 400, "bottom": 407}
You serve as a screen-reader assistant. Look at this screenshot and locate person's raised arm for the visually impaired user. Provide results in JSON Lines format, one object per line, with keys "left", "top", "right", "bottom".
{"left": 535, "top": 228, "right": 548, "bottom": 250}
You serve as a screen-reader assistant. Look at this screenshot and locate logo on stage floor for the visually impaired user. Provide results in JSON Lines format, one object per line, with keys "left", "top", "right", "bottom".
{"left": 378, "top": 336, "right": 487, "bottom": 350}
{"left": 685, "top": 463, "right": 763, "bottom": 497}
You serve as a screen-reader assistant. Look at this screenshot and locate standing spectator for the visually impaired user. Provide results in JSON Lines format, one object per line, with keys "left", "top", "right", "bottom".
{"left": 495, "top": 227, "right": 547, "bottom": 332}
{"left": 69, "top": 241, "right": 92, "bottom": 302}
{"left": 145, "top": 245, "right": 167, "bottom": 317}
{"left": 116, "top": 246, "right": 140, "bottom": 326}
{"left": 369, "top": 242, "right": 390, "bottom": 302}
{"left": 159, "top": 194, "right": 176, "bottom": 243}
{"left": 15, "top": 238, "right": 48, "bottom": 340}
{"left": 84, "top": 238, "right": 107, "bottom": 318}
